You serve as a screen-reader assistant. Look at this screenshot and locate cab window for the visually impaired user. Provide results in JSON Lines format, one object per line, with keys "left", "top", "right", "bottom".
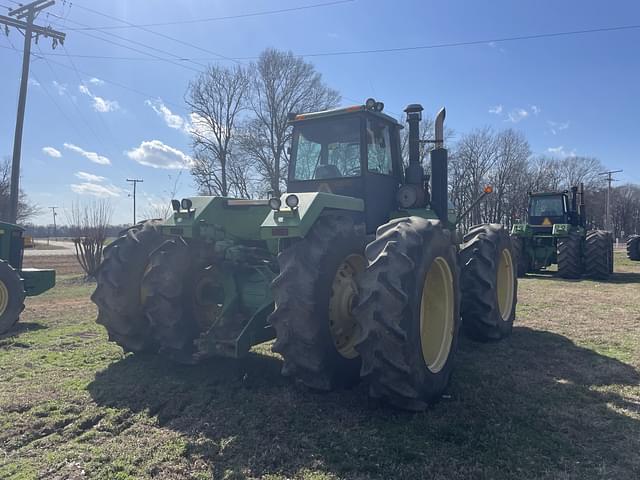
{"left": 366, "top": 119, "right": 393, "bottom": 175}
{"left": 530, "top": 196, "right": 565, "bottom": 217}
{"left": 292, "top": 117, "right": 361, "bottom": 180}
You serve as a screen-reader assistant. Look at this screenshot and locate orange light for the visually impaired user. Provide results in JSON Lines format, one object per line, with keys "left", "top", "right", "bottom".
{"left": 295, "top": 114, "right": 306, "bottom": 120}
{"left": 344, "top": 105, "right": 363, "bottom": 112}
{"left": 483, "top": 185, "right": 494, "bottom": 194}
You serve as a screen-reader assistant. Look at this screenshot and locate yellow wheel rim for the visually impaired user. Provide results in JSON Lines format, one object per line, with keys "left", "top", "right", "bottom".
{"left": 420, "top": 256, "right": 455, "bottom": 373}
{"left": 140, "top": 262, "right": 153, "bottom": 305}
{"left": 329, "top": 253, "right": 366, "bottom": 359}
{"left": 497, "top": 248, "right": 515, "bottom": 321}
{"left": 0, "top": 280, "right": 8, "bottom": 316}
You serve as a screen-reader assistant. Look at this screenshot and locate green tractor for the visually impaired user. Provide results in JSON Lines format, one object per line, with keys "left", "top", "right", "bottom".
{"left": 0, "top": 222, "right": 56, "bottom": 334}
{"left": 510, "top": 186, "right": 613, "bottom": 279}
{"left": 627, "top": 235, "right": 640, "bottom": 261}
{"left": 92, "top": 99, "right": 517, "bottom": 410}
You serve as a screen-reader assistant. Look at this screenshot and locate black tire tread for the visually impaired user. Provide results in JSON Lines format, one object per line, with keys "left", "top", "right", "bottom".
{"left": 460, "top": 224, "right": 517, "bottom": 341}
{"left": 354, "top": 217, "right": 459, "bottom": 411}
{"left": 91, "top": 223, "right": 162, "bottom": 353}
{"left": 584, "top": 230, "right": 610, "bottom": 280}
{"left": 269, "top": 215, "right": 362, "bottom": 391}
{"left": 557, "top": 232, "right": 582, "bottom": 279}
{"left": 627, "top": 235, "right": 640, "bottom": 261}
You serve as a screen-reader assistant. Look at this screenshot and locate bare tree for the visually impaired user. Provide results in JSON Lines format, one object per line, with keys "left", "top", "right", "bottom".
{"left": 0, "top": 156, "right": 40, "bottom": 223}
{"left": 186, "top": 64, "right": 250, "bottom": 197}
{"left": 141, "top": 171, "right": 183, "bottom": 220}
{"left": 241, "top": 48, "right": 341, "bottom": 194}
{"left": 67, "top": 200, "right": 113, "bottom": 279}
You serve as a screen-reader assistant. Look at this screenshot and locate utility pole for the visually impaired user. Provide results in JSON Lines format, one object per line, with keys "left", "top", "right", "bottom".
{"left": 598, "top": 169, "right": 623, "bottom": 232}
{"left": 49, "top": 206, "right": 58, "bottom": 240}
{"left": 1, "top": 0, "right": 65, "bottom": 224}
{"left": 126, "top": 179, "right": 144, "bottom": 225}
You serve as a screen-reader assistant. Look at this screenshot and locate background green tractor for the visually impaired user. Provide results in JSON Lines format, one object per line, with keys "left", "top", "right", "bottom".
{"left": 511, "top": 187, "right": 613, "bottom": 279}
{"left": 92, "top": 99, "right": 517, "bottom": 410}
{"left": 0, "top": 222, "right": 55, "bottom": 334}
{"left": 627, "top": 235, "right": 640, "bottom": 261}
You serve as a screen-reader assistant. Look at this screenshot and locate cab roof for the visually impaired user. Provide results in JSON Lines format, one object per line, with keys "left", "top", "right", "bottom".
{"left": 289, "top": 104, "right": 402, "bottom": 128}
{"left": 530, "top": 191, "right": 569, "bottom": 197}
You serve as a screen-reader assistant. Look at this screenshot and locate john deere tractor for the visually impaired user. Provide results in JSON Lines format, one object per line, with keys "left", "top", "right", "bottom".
{"left": 510, "top": 186, "right": 613, "bottom": 279}
{"left": 0, "top": 222, "right": 56, "bottom": 334}
{"left": 627, "top": 235, "right": 640, "bottom": 261}
{"left": 92, "top": 99, "right": 517, "bottom": 410}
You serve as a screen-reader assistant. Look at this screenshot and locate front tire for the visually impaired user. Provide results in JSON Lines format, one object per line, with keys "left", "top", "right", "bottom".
{"left": 584, "top": 230, "right": 610, "bottom": 280}
{"left": 557, "top": 232, "right": 583, "bottom": 279}
{"left": 460, "top": 224, "right": 517, "bottom": 341}
{"left": 0, "top": 260, "right": 25, "bottom": 335}
{"left": 354, "top": 218, "right": 460, "bottom": 411}
{"left": 269, "top": 215, "right": 365, "bottom": 391}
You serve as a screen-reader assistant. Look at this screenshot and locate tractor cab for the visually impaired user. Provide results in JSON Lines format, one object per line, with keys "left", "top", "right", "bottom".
{"left": 287, "top": 99, "right": 404, "bottom": 231}
{"left": 527, "top": 192, "right": 569, "bottom": 229}
{"left": 527, "top": 185, "right": 584, "bottom": 231}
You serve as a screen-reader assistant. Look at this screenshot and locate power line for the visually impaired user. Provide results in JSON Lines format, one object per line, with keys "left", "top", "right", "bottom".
{"left": 65, "top": 0, "right": 355, "bottom": 30}
{"left": 61, "top": 3, "right": 242, "bottom": 64}
{"left": 126, "top": 178, "right": 143, "bottom": 225}
{"left": 5, "top": 22, "right": 640, "bottom": 62}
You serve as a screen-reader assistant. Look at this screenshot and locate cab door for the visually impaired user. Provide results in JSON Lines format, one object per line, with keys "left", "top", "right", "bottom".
{"left": 363, "top": 118, "right": 401, "bottom": 233}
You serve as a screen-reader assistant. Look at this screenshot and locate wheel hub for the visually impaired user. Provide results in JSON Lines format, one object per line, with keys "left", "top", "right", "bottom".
{"left": 497, "top": 248, "right": 515, "bottom": 321}
{"left": 0, "top": 280, "right": 8, "bottom": 316}
{"left": 420, "top": 256, "right": 455, "bottom": 373}
{"left": 329, "top": 254, "right": 365, "bottom": 359}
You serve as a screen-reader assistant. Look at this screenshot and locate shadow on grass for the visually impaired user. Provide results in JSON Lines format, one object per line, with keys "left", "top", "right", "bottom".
{"left": 88, "top": 327, "right": 640, "bottom": 479}
{"left": 0, "top": 322, "right": 46, "bottom": 342}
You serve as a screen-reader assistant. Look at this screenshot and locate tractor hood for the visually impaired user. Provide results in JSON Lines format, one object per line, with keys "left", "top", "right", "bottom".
{"left": 261, "top": 192, "right": 364, "bottom": 240}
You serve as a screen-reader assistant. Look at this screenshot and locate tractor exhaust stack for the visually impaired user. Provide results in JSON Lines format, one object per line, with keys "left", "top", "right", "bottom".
{"left": 431, "top": 107, "right": 448, "bottom": 222}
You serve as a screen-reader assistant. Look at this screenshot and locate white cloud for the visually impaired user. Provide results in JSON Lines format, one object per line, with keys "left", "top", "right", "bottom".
{"left": 75, "top": 171, "right": 106, "bottom": 183}
{"left": 548, "top": 120, "right": 570, "bottom": 135}
{"left": 530, "top": 105, "right": 541, "bottom": 115}
{"left": 70, "top": 182, "right": 121, "bottom": 197}
{"left": 64, "top": 143, "right": 111, "bottom": 165}
{"left": 52, "top": 80, "right": 67, "bottom": 96}
{"left": 145, "top": 99, "right": 186, "bottom": 130}
{"left": 488, "top": 104, "right": 503, "bottom": 115}
{"left": 126, "top": 140, "right": 192, "bottom": 169}
{"left": 507, "top": 108, "right": 529, "bottom": 123}
{"left": 89, "top": 77, "right": 105, "bottom": 86}
{"left": 547, "top": 146, "right": 576, "bottom": 158}
{"left": 28, "top": 78, "right": 41, "bottom": 87}
{"left": 42, "top": 146, "right": 62, "bottom": 158}
{"left": 79, "top": 84, "right": 120, "bottom": 113}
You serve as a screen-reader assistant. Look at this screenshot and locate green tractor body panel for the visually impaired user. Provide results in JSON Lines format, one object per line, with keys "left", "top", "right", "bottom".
{"left": 260, "top": 192, "right": 364, "bottom": 240}
{"left": 22, "top": 268, "right": 56, "bottom": 296}
{"left": 0, "top": 221, "right": 55, "bottom": 297}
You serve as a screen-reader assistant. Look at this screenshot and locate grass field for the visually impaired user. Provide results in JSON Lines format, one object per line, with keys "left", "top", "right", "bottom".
{"left": 1, "top": 253, "right": 638, "bottom": 479}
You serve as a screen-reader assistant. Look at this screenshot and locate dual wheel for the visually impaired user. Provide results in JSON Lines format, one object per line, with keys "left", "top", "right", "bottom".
{"left": 91, "top": 222, "right": 217, "bottom": 361}
{"left": 270, "top": 217, "right": 516, "bottom": 410}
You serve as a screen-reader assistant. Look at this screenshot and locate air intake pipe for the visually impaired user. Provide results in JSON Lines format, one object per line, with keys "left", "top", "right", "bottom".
{"left": 430, "top": 107, "right": 448, "bottom": 222}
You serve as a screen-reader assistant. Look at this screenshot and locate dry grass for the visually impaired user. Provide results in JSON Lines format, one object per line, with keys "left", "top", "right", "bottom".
{"left": 0, "top": 253, "right": 638, "bottom": 479}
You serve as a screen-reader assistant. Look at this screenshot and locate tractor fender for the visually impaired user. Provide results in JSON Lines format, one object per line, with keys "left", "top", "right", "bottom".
{"left": 260, "top": 192, "right": 364, "bottom": 240}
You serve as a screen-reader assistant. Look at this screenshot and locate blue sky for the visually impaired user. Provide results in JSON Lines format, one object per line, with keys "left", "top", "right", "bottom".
{"left": 1, "top": 0, "right": 639, "bottom": 225}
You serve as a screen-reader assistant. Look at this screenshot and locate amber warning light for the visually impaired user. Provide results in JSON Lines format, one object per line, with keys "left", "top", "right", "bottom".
{"left": 484, "top": 185, "right": 494, "bottom": 194}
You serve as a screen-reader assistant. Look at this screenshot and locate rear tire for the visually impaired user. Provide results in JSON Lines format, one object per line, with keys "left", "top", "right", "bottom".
{"left": 269, "top": 215, "right": 365, "bottom": 391}
{"left": 354, "top": 218, "right": 460, "bottom": 411}
{"left": 584, "top": 230, "right": 610, "bottom": 280}
{"left": 460, "top": 224, "right": 517, "bottom": 341}
{"left": 557, "top": 232, "right": 583, "bottom": 279}
{"left": 91, "top": 223, "right": 163, "bottom": 352}
{"left": 627, "top": 235, "right": 640, "bottom": 261}
{"left": 142, "top": 237, "right": 208, "bottom": 363}
{"left": 511, "top": 236, "right": 529, "bottom": 277}
{"left": 0, "top": 260, "right": 25, "bottom": 335}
